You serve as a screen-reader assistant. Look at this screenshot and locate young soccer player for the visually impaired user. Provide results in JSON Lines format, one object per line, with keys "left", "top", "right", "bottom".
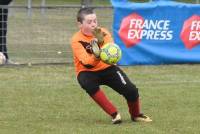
{"left": 70, "top": 7, "right": 152, "bottom": 124}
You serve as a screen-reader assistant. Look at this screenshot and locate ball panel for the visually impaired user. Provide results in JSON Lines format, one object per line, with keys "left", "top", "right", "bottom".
{"left": 100, "top": 51, "right": 109, "bottom": 61}
{"left": 108, "top": 47, "right": 118, "bottom": 55}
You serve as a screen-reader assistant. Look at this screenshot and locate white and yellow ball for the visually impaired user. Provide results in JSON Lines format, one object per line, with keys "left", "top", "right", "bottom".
{"left": 0, "top": 52, "right": 6, "bottom": 65}
{"left": 100, "top": 43, "right": 122, "bottom": 65}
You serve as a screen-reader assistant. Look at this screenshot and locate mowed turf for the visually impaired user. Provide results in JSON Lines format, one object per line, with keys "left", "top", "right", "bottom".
{"left": 0, "top": 64, "right": 200, "bottom": 134}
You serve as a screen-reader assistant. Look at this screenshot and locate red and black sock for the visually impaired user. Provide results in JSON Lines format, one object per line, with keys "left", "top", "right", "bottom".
{"left": 91, "top": 89, "right": 118, "bottom": 118}
{"left": 127, "top": 97, "right": 140, "bottom": 118}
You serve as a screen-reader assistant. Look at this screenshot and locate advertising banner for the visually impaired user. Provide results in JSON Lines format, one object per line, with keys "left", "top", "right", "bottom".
{"left": 111, "top": 0, "right": 200, "bottom": 65}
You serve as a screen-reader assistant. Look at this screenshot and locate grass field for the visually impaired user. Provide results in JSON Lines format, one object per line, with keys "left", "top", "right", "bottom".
{"left": 1, "top": 0, "right": 200, "bottom": 133}
{"left": 0, "top": 64, "right": 200, "bottom": 134}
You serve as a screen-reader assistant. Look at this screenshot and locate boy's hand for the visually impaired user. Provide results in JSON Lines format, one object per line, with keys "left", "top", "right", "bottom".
{"left": 90, "top": 39, "right": 101, "bottom": 58}
{"left": 92, "top": 27, "right": 106, "bottom": 46}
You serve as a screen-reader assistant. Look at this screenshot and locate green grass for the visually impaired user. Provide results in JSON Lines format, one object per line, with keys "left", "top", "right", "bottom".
{"left": 3, "top": 1, "right": 200, "bottom": 132}
{"left": 0, "top": 64, "right": 200, "bottom": 134}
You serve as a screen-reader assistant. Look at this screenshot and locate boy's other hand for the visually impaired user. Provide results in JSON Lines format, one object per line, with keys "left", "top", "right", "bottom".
{"left": 92, "top": 28, "right": 106, "bottom": 46}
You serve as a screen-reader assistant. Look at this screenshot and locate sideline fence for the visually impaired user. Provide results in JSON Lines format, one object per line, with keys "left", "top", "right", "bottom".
{"left": 1, "top": 5, "right": 113, "bottom": 65}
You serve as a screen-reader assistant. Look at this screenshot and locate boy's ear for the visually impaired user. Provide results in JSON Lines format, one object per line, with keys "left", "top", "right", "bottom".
{"left": 77, "top": 21, "right": 82, "bottom": 29}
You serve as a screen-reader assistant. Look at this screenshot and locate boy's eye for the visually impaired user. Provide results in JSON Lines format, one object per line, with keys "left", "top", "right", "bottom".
{"left": 87, "top": 20, "right": 96, "bottom": 24}
{"left": 87, "top": 20, "right": 92, "bottom": 24}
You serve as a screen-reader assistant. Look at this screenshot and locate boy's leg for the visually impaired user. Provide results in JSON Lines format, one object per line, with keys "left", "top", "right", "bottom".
{"left": 91, "top": 89, "right": 122, "bottom": 124}
{"left": 91, "top": 89, "right": 118, "bottom": 118}
{"left": 127, "top": 97, "right": 140, "bottom": 118}
{"left": 77, "top": 71, "right": 121, "bottom": 123}
{"left": 101, "top": 66, "right": 152, "bottom": 122}
{"left": 127, "top": 98, "right": 151, "bottom": 122}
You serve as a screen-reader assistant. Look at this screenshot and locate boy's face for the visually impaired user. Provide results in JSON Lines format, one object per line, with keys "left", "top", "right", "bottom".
{"left": 79, "top": 13, "right": 98, "bottom": 36}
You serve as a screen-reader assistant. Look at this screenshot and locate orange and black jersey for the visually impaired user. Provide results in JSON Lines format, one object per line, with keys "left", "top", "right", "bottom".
{"left": 71, "top": 27, "right": 113, "bottom": 75}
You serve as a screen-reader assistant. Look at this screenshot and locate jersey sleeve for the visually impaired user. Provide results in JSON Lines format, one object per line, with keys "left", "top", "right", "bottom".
{"left": 71, "top": 41, "right": 100, "bottom": 67}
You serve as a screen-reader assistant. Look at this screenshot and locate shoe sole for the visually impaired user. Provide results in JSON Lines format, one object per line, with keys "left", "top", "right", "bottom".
{"left": 112, "top": 120, "right": 122, "bottom": 124}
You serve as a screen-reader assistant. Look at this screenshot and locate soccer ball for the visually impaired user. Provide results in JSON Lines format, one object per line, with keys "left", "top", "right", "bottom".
{"left": 0, "top": 52, "right": 6, "bottom": 65}
{"left": 100, "top": 43, "right": 122, "bottom": 64}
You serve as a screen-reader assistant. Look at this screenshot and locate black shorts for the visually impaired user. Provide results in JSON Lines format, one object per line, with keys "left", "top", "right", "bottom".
{"left": 77, "top": 65, "right": 139, "bottom": 101}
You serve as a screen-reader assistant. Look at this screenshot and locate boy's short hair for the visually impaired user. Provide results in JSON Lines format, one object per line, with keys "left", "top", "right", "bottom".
{"left": 77, "top": 7, "right": 95, "bottom": 23}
